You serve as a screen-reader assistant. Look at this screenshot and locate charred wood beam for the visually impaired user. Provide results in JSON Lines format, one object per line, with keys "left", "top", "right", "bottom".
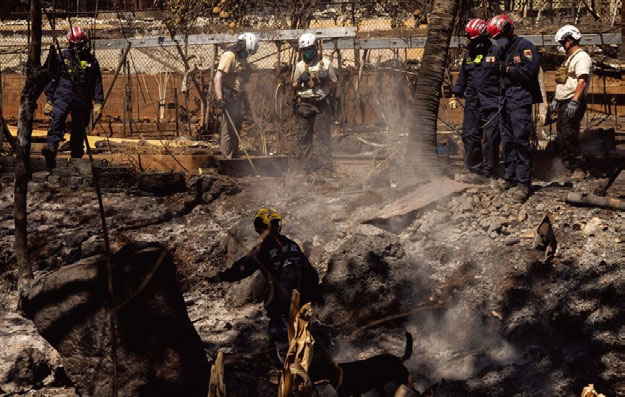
{"left": 566, "top": 192, "right": 625, "bottom": 211}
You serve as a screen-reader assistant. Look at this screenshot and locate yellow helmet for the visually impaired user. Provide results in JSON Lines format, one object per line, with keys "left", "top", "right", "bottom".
{"left": 254, "top": 208, "right": 282, "bottom": 226}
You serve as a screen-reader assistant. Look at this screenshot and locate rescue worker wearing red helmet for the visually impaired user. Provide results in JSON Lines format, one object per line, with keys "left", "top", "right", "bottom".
{"left": 210, "top": 208, "right": 322, "bottom": 347}
{"left": 42, "top": 27, "right": 104, "bottom": 168}
{"left": 487, "top": 15, "right": 542, "bottom": 202}
{"left": 452, "top": 18, "right": 502, "bottom": 180}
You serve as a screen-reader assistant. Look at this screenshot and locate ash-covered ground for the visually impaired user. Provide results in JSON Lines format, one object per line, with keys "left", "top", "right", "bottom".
{"left": 0, "top": 155, "right": 623, "bottom": 396}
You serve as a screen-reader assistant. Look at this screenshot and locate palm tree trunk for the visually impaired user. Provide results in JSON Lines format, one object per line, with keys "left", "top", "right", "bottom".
{"left": 407, "top": 0, "right": 460, "bottom": 178}
{"left": 15, "top": 0, "right": 50, "bottom": 300}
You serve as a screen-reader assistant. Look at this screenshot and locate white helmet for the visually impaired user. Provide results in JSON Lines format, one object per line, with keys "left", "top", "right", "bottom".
{"left": 238, "top": 32, "right": 259, "bottom": 55}
{"left": 298, "top": 33, "right": 317, "bottom": 49}
{"left": 555, "top": 25, "right": 582, "bottom": 43}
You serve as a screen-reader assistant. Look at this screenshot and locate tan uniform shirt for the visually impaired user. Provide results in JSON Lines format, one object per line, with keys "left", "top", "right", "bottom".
{"left": 555, "top": 48, "right": 592, "bottom": 101}
{"left": 293, "top": 56, "right": 337, "bottom": 100}
{"left": 217, "top": 50, "right": 250, "bottom": 92}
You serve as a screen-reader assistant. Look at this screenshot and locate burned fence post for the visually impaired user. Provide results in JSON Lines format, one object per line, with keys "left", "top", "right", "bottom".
{"left": 15, "top": 0, "right": 51, "bottom": 300}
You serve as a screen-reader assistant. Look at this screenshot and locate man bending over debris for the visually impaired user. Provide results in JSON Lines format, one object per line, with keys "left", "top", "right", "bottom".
{"left": 552, "top": 25, "right": 592, "bottom": 179}
{"left": 214, "top": 32, "right": 259, "bottom": 159}
{"left": 42, "top": 27, "right": 103, "bottom": 168}
{"left": 210, "top": 208, "right": 322, "bottom": 350}
{"left": 292, "top": 33, "right": 337, "bottom": 174}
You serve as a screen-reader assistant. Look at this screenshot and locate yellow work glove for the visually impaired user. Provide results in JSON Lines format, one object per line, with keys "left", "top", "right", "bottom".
{"left": 448, "top": 95, "right": 458, "bottom": 110}
{"left": 92, "top": 103, "right": 102, "bottom": 120}
{"left": 43, "top": 102, "right": 53, "bottom": 116}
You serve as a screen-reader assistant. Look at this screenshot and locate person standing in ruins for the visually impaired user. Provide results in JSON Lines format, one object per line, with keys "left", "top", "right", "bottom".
{"left": 42, "top": 27, "right": 103, "bottom": 169}
{"left": 292, "top": 33, "right": 337, "bottom": 175}
{"left": 487, "top": 15, "right": 542, "bottom": 203}
{"left": 552, "top": 25, "right": 592, "bottom": 179}
{"left": 209, "top": 208, "right": 322, "bottom": 358}
{"left": 451, "top": 18, "right": 502, "bottom": 181}
{"left": 214, "top": 32, "right": 259, "bottom": 159}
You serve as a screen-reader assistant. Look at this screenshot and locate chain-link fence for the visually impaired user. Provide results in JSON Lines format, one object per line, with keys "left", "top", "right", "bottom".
{"left": 0, "top": 0, "right": 621, "bottom": 140}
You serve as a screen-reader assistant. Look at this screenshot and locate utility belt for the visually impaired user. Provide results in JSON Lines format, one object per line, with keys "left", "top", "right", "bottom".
{"left": 222, "top": 86, "right": 242, "bottom": 104}
{"left": 293, "top": 95, "right": 329, "bottom": 118}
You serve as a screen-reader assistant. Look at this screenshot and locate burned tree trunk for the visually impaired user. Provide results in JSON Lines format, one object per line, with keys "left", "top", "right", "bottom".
{"left": 14, "top": 0, "right": 51, "bottom": 298}
{"left": 406, "top": 0, "right": 461, "bottom": 177}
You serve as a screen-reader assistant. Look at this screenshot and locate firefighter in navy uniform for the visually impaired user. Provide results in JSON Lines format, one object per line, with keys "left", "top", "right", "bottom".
{"left": 487, "top": 15, "right": 542, "bottom": 202}
{"left": 42, "top": 27, "right": 104, "bottom": 169}
{"left": 210, "top": 208, "right": 322, "bottom": 348}
{"left": 451, "top": 18, "right": 502, "bottom": 179}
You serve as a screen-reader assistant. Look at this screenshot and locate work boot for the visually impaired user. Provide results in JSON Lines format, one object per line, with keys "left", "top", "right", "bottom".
{"left": 41, "top": 145, "right": 57, "bottom": 170}
{"left": 503, "top": 180, "right": 517, "bottom": 190}
{"left": 510, "top": 184, "right": 530, "bottom": 203}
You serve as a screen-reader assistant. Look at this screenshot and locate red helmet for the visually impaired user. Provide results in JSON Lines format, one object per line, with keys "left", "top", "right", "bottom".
{"left": 465, "top": 18, "right": 488, "bottom": 40}
{"left": 67, "top": 27, "right": 87, "bottom": 43}
{"left": 487, "top": 15, "right": 515, "bottom": 39}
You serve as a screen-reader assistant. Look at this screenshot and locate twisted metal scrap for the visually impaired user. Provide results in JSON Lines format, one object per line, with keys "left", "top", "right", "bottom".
{"left": 278, "top": 297, "right": 315, "bottom": 397}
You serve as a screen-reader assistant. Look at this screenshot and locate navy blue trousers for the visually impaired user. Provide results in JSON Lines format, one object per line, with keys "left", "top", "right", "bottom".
{"left": 47, "top": 100, "right": 90, "bottom": 158}
{"left": 500, "top": 104, "right": 532, "bottom": 186}
{"left": 462, "top": 105, "right": 500, "bottom": 176}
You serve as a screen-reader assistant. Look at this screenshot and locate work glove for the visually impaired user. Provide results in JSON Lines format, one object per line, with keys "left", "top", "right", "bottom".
{"left": 448, "top": 95, "right": 458, "bottom": 110}
{"left": 43, "top": 102, "right": 53, "bottom": 116}
{"left": 297, "top": 71, "right": 310, "bottom": 84}
{"left": 317, "top": 70, "right": 329, "bottom": 80}
{"left": 92, "top": 103, "right": 102, "bottom": 120}
{"left": 565, "top": 99, "right": 580, "bottom": 118}
{"left": 550, "top": 99, "right": 558, "bottom": 112}
{"left": 216, "top": 98, "right": 225, "bottom": 109}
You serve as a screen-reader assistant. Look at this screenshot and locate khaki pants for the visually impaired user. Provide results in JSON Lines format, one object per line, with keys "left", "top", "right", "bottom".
{"left": 295, "top": 97, "right": 333, "bottom": 172}
{"left": 220, "top": 89, "right": 243, "bottom": 159}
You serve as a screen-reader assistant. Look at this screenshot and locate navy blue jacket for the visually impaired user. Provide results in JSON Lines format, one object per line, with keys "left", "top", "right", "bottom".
{"left": 218, "top": 233, "right": 321, "bottom": 317}
{"left": 44, "top": 49, "right": 104, "bottom": 108}
{"left": 500, "top": 36, "right": 542, "bottom": 108}
{"left": 453, "top": 41, "right": 501, "bottom": 109}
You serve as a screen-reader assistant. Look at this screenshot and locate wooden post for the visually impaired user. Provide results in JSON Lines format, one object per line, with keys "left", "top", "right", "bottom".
{"left": 620, "top": 0, "right": 625, "bottom": 61}
{"left": 205, "top": 44, "right": 218, "bottom": 130}
{"left": 335, "top": 39, "right": 347, "bottom": 124}
{"left": 173, "top": 75, "right": 180, "bottom": 137}
{"left": 122, "top": 56, "right": 128, "bottom": 136}
{"left": 126, "top": 60, "right": 134, "bottom": 136}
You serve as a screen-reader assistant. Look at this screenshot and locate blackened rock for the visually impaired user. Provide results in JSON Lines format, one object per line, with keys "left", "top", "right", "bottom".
{"left": 319, "top": 231, "right": 404, "bottom": 328}
{"left": 137, "top": 171, "right": 187, "bottom": 196}
{"left": 93, "top": 166, "right": 136, "bottom": 192}
{"left": 22, "top": 242, "right": 209, "bottom": 396}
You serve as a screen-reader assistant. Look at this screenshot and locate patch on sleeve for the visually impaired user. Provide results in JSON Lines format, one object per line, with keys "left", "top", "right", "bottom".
{"left": 523, "top": 49, "right": 533, "bottom": 60}
{"left": 485, "top": 56, "right": 495, "bottom": 63}
{"left": 466, "top": 57, "right": 474, "bottom": 64}
{"left": 513, "top": 55, "right": 521, "bottom": 64}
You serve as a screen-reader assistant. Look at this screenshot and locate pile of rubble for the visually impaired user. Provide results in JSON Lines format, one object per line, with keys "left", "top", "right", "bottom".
{"left": 0, "top": 161, "right": 623, "bottom": 395}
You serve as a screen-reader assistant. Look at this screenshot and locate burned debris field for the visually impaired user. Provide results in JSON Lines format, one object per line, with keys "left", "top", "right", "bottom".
{"left": 0, "top": 1, "right": 624, "bottom": 397}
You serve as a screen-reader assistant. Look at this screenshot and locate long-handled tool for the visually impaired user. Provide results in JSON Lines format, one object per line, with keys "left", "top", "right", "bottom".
{"left": 223, "top": 108, "right": 259, "bottom": 177}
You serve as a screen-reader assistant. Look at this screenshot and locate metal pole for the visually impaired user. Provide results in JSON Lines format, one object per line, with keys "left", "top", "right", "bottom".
{"left": 224, "top": 108, "right": 259, "bottom": 176}
{"left": 205, "top": 44, "right": 218, "bottom": 130}
{"left": 335, "top": 39, "right": 347, "bottom": 124}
